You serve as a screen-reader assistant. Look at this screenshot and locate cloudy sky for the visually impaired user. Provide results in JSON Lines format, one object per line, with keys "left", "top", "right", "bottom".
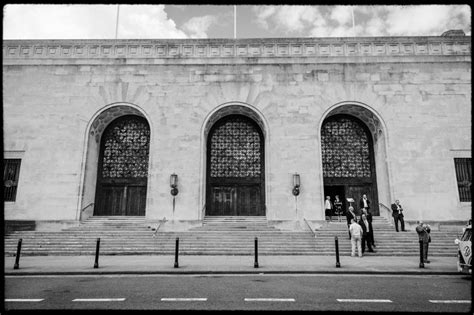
{"left": 3, "top": 4, "right": 471, "bottom": 39}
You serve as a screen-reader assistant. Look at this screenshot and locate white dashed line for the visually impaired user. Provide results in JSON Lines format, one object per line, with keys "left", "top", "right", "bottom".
{"left": 161, "top": 298, "right": 207, "bottom": 302}
{"left": 5, "top": 299, "right": 44, "bottom": 302}
{"left": 429, "top": 300, "right": 471, "bottom": 304}
{"left": 244, "top": 298, "right": 295, "bottom": 302}
{"left": 337, "top": 299, "right": 392, "bottom": 303}
{"left": 72, "top": 298, "right": 126, "bottom": 302}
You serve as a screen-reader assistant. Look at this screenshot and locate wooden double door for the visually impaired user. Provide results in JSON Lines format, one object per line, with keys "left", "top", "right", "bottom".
{"left": 94, "top": 115, "right": 150, "bottom": 216}
{"left": 206, "top": 115, "right": 265, "bottom": 216}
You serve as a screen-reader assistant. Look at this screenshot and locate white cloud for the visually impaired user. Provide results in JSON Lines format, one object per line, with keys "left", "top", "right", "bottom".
{"left": 182, "top": 15, "right": 218, "bottom": 38}
{"left": 384, "top": 5, "right": 471, "bottom": 36}
{"left": 253, "top": 6, "right": 276, "bottom": 30}
{"left": 118, "top": 5, "right": 187, "bottom": 39}
{"left": 330, "top": 6, "right": 353, "bottom": 26}
{"left": 254, "top": 5, "right": 323, "bottom": 34}
{"left": 3, "top": 4, "right": 188, "bottom": 39}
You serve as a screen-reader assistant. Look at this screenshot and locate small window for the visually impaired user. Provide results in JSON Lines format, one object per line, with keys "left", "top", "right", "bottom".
{"left": 4, "top": 159, "right": 21, "bottom": 201}
{"left": 454, "top": 158, "right": 472, "bottom": 202}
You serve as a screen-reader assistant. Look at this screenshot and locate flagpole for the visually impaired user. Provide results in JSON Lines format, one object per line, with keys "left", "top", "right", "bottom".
{"left": 115, "top": 5, "right": 120, "bottom": 39}
{"left": 351, "top": 6, "right": 355, "bottom": 37}
{"left": 234, "top": 5, "right": 236, "bottom": 39}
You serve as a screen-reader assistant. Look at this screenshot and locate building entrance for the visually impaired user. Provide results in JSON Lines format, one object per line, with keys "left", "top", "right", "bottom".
{"left": 94, "top": 115, "right": 150, "bottom": 216}
{"left": 206, "top": 115, "right": 265, "bottom": 216}
{"left": 321, "top": 114, "right": 379, "bottom": 216}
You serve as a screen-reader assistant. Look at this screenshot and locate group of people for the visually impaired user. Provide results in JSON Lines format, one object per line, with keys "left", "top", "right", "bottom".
{"left": 346, "top": 194, "right": 376, "bottom": 257}
{"left": 326, "top": 194, "right": 431, "bottom": 262}
{"left": 324, "top": 195, "right": 344, "bottom": 222}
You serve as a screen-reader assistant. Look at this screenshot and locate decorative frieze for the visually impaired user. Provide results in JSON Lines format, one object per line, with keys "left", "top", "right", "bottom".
{"left": 3, "top": 37, "right": 470, "bottom": 60}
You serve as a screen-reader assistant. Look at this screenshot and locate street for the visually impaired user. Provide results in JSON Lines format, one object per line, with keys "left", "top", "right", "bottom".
{"left": 4, "top": 274, "right": 472, "bottom": 311}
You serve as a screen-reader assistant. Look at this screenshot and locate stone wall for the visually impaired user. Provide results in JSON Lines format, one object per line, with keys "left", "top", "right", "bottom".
{"left": 3, "top": 36, "right": 471, "bottom": 225}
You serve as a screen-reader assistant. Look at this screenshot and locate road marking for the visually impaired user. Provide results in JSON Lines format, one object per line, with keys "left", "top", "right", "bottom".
{"left": 161, "top": 298, "right": 207, "bottom": 302}
{"left": 337, "top": 299, "right": 392, "bottom": 303}
{"left": 72, "top": 298, "right": 126, "bottom": 302}
{"left": 5, "top": 299, "right": 44, "bottom": 302}
{"left": 244, "top": 298, "right": 295, "bottom": 302}
{"left": 429, "top": 300, "right": 471, "bottom": 304}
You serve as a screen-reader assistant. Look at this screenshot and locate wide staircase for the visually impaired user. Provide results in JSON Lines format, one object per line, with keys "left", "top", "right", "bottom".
{"left": 4, "top": 216, "right": 316, "bottom": 256}
{"left": 314, "top": 216, "right": 460, "bottom": 257}
{"left": 4, "top": 216, "right": 461, "bottom": 257}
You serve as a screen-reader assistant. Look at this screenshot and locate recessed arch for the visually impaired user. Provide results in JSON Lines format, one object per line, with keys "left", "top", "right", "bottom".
{"left": 318, "top": 102, "right": 392, "bottom": 218}
{"left": 77, "top": 103, "right": 152, "bottom": 220}
{"left": 199, "top": 102, "right": 270, "bottom": 218}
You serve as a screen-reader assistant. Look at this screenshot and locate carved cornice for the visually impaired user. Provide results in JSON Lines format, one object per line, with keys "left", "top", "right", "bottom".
{"left": 3, "top": 37, "right": 471, "bottom": 61}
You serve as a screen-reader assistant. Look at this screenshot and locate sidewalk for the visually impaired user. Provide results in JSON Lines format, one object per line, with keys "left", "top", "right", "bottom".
{"left": 4, "top": 255, "right": 460, "bottom": 275}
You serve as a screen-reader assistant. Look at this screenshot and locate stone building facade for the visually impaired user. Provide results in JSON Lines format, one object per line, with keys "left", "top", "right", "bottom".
{"left": 3, "top": 33, "right": 471, "bottom": 231}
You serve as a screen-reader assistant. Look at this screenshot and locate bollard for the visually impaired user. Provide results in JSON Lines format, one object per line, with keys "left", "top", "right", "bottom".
{"left": 335, "top": 236, "right": 341, "bottom": 268}
{"left": 13, "top": 238, "right": 22, "bottom": 269}
{"left": 174, "top": 237, "right": 179, "bottom": 268}
{"left": 254, "top": 237, "right": 259, "bottom": 268}
{"left": 94, "top": 238, "right": 100, "bottom": 269}
{"left": 419, "top": 240, "right": 425, "bottom": 268}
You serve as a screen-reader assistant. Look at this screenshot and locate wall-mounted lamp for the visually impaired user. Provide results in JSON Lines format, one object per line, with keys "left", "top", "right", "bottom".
{"left": 170, "top": 173, "right": 179, "bottom": 196}
{"left": 292, "top": 173, "right": 300, "bottom": 196}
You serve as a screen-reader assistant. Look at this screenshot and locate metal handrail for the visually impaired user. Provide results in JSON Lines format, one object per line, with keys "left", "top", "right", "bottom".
{"left": 378, "top": 202, "right": 394, "bottom": 222}
{"left": 379, "top": 202, "right": 392, "bottom": 213}
{"left": 152, "top": 217, "right": 167, "bottom": 237}
{"left": 303, "top": 218, "right": 316, "bottom": 237}
{"left": 81, "top": 202, "right": 94, "bottom": 212}
{"left": 201, "top": 204, "right": 206, "bottom": 220}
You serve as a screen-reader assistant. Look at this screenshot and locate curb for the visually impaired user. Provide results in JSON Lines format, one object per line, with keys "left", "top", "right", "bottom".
{"left": 4, "top": 270, "right": 461, "bottom": 276}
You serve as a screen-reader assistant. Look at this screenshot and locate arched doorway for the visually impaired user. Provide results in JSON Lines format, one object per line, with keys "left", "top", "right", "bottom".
{"left": 321, "top": 114, "right": 379, "bottom": 215}
{"left": 206, "top": 114, "right": 265, "bottom": 216}
{"left": 94, "top": 115, "right": 150, "bottom": 216}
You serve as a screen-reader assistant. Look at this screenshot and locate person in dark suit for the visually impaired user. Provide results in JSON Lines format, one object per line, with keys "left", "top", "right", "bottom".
{"left": 362, "top": 208, "right": 375, "bottom": 248}
{"left": 346, "top": 206, "right": 357, "bottom": 239}
{"left": 415, "top": 220, "right": 431, "bottom": 263}
{"left": 359, "top": 213, "right": 374, "bottom": 253}
{"left": 359, "top": 194, "right": 371, "bottom": 213}
{"left": 391, "top": 200, "right": 405, "bottom": 232}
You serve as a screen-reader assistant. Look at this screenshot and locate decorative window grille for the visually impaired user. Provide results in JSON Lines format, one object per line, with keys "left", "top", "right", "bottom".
{"left": 101, "top": 116, "right": 150, "bottom": 179}
{"left": 209, "top": 117, "right": 262, "bottom": 178}
{"left": 321, "top": 117, "right": 372, "bottom": 178}
{"left": 454, "top": 158, "right": 472, "bottom": 202}
{"left": 4, "top": 159, "right": 21, "bottom": 201}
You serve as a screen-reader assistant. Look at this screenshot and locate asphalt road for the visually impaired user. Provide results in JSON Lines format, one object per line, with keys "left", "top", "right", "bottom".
{"left": 4, "top": 274, "right": 472, "bottom": 312}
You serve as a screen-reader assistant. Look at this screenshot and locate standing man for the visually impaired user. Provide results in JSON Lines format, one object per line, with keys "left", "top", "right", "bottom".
{"left": 359, "top": 213, "right": 374, "bottom": 253}
{"left": 415, "top": 221, "right": 431, "bottom": 263}
{"left": 325, "top": 196, "right": 333, "bottom": 222}
{"left": 391, "top": 200, "right": 406, "bottom": 232}
{"left": 359, "top": 194, "right": 370, "bottom": 214}
{"left": 362, "top": 208, "right": 376, "bottom": 248}
{"left": 349, "top": 218, "right": 363, "bottom": 257}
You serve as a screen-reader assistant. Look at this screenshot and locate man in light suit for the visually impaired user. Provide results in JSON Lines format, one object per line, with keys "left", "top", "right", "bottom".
{"left": 391, "top": 199, "right": 406, "bottom": 232}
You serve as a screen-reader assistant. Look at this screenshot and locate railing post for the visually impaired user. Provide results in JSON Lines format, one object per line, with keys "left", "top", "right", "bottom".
{"left": 94, "top": 238, "right": 100, "bottom": 269}
{"left": 419, "top": 240, "right": 425, "bottom": 268}
{"left": 174, "top": 237, "right": 179, "bottom": 268}
{"left": 13, "top": 238, "right": 22, "bottom": 269}
{"left": 335, "top": 236, "right": 341, "bottom": 268}
{"left": 254, "top": 237, "right": 259, "bottom": 268}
